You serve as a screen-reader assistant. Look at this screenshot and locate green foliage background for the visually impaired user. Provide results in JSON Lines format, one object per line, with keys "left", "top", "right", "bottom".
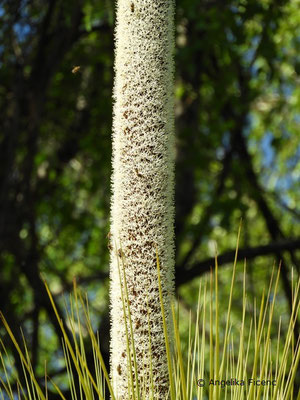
{"left": 0, "top": 0, "right": 299, "bottom": 396}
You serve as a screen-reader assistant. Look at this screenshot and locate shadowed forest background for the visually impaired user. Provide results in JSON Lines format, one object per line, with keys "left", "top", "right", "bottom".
{"left": 0, "top": 0, "right": 299, "bottom": 397}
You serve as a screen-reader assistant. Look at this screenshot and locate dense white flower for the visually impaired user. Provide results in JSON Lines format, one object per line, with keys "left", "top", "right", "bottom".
{"left": 110, "top": 0, "right": 175, "bottom": 398}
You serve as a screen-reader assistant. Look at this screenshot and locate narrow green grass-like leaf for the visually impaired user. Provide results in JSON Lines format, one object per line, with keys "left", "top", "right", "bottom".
{"left": 43, "top": 282, "right": 103, "bottom": 400}
{"left": 272, "top": 278, "right": 300, "bottom": 399}
{"left": 76, "top": 289, "right": 115, "bottom": 399}
{"left": 0, "top": 234, "right": 299, "bottom": 400}
{"left": 247, "top": 290, "right": 266, "bottom": 400}
{"left": 116, "top": 251, "right": 139, "bottom": 400}
{"left": 119, "top": 248, "right": 141, "bottom": 400}
{"left": 214, "top": 249, "right": 220, "bottom": 400}
{"left": 156, "top": 249, "right": 176, "bottom": 400}
{"left": 218, "top": 224, "right": 241, "bottom": 399}
{"left": 146, "top": 295, "right": 155, "bottom": 399}
{"left": 47, "top": 377, "right": 67, "bottom": 400}
{"left": 0, "top": 312, "right": 47, "bottom": 400}
{"left": 171, "top": 303, "right": 187, "bottom": 400}
{"left": 0, "top": 341, "right": 17, "bottom": 400}
{"left": 209, "top": 269, "right": 214, "bottom": 400}
{"left": 283, "top": 337, "right": 300, "bottom": 400}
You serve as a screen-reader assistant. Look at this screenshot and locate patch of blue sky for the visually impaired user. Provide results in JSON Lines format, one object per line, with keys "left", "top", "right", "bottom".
{"left": 244, "top": 48, "right": 255, "bottom": 65}
{"left": 260, "top": 131, "right": 275, "bottom": 168}
{"left": 0, "top": 7, "right": 4, "bottom": 18}
{"left": 275, "top": 175, "right": 294, "bottom": 191}
{"left": 259, "top": 130, "right": 299, "bottom": 185}
{"left": 13, "top": 22, "right": 31, "bottom": 42}
{"left": 71, "top": 230, "right": 91, "bottom": 260}
{"left": 280, "top": 82, "right": 293, "bottom": 98}
{"left": 244, "top": 113, "right": 255, "bottom": 137}
{"left": 225, "top": 28, "right": 235, "bottom": 43}
{"left": 229, "top": 5, "right": 239, "bottom": 13}
{"left": 281, "top": 46, "right": 290, "bottom": 56}
{"left": 222, "top": 131, "right": 231, "bottom": 149}
{"left": 294, "top": 114, "right": 300, "bottom": 124}
{"left": 249, "top": 62, "right": 259, "bottom": 77}
{"left": 243, "top": 35, "right": 260, "bottom": 66}
{"left": 253, "top": 131, "right": 276, "bottom": 189}
{"left": 2, "top": 394, "right": 20, "bottom": 400}
{"left": 229, "top": 3, "right": 244, "bottom": 26}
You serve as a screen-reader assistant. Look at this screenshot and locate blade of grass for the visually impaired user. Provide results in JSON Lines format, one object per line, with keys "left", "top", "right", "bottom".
{"left": 282, "top": 329, "right": 300, "bottom": 398}
{"left": 0, "top": 312, "right": 47, "bottom": 400}
{"left": 43, "top": 282, "right": 103, "bottom": 400}
{"left": 47, "top": 377, "right": 68, "bottom": 400}
{"left": 171, "top": 303, "right": 187, "bottom": 400}
{"left": 209, "top": 268, "right": 214, "bottom": 400}
{"left": 218, "top": 224, "right": 242, "bottom": 398}
{"left": 156, "top": 249, "right": 176, "bottom": 400}
{"left": 214, "top": 247, "right": 220, "bottom": 400}
{"left": 146, "top": 294, "right": 155, "bottom": 399}
{"left": 75, "top": 289, "right": 115, "bottom": 400}
{"left": 272, "top": 278, "right": 300, "bottom": 399}
{"left": 255, "top": 266, "right": 281, "bottom": 400}
{"left": 247, "top": 290, "right": 266, "bottom": 400}
{"left": 119, "top": 247, "right": 141, "bottom": 400}
{"left": 189, "top": 281, "right": 202, "bottom": 400}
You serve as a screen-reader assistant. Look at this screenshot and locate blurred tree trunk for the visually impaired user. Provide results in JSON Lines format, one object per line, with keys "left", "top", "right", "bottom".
{"left": 110, "top": 0, "right": 175, "bottom": 398}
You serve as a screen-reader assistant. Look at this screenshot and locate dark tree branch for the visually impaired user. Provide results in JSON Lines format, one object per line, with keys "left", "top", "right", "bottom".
{"left": 176, "top": 238, "right": 300, "bottom": 287}
{"left": 69, "top": 239, "right": 300, "bottom": 289}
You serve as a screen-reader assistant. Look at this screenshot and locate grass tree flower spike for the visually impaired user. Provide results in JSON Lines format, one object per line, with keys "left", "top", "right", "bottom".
{"left": 110, "top": 0, "right": 175, "bottom": 398}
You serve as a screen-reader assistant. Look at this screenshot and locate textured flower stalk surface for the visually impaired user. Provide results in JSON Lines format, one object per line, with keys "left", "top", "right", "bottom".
{"left": 110, "top": 0, "right": 175, "bottom": 398}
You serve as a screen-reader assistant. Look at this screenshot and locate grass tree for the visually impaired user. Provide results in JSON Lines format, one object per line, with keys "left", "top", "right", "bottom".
{"left": 110, "top": 0, "right": 175, "bottom": 398}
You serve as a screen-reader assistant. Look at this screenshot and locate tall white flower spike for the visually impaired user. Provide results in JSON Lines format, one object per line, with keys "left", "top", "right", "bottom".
{"left": 110, "top": 0, "right": 175, "bottom": 398}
